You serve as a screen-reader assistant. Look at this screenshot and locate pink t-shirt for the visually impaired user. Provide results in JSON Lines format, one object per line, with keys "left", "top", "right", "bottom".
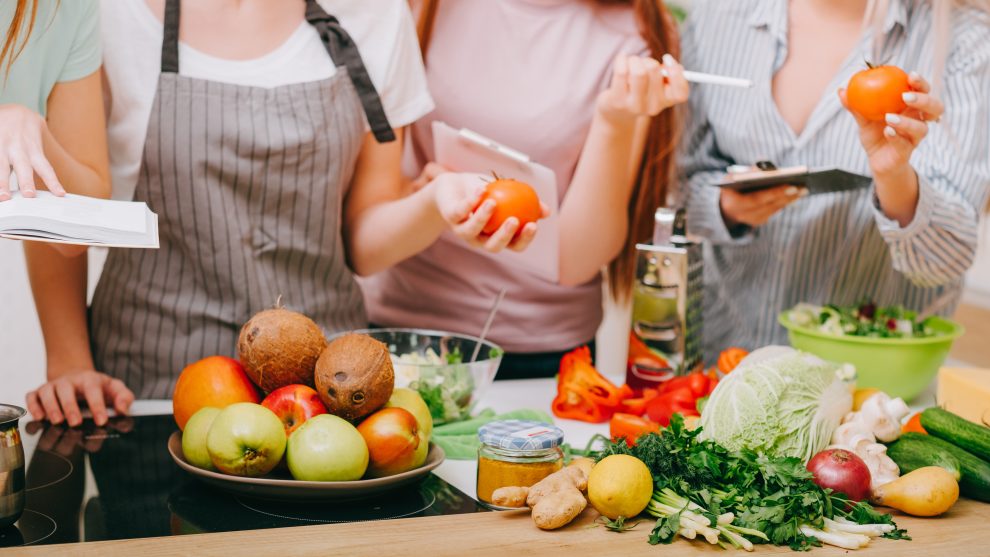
{"left": 362, "top": 0, "right": 646, "bottom": 353}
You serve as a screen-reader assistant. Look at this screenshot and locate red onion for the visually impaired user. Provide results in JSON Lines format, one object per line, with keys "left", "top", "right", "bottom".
{"left": 807, "top": 449, "right": 872, "bottom": 502}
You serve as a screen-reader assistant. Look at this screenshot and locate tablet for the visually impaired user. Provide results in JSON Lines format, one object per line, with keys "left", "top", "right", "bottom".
{"left": 432, "top": 121, "right": 560, "bottom": 283}
{"left": 716, "top": 166, "right": 872, "bottom": 195}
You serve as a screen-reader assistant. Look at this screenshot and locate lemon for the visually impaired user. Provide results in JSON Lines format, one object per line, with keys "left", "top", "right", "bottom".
{"left": 853, "top": 387, "right": 882, "bottom": 411}
{"left": 587, "top": 455, "right": 653, "bottom": 520}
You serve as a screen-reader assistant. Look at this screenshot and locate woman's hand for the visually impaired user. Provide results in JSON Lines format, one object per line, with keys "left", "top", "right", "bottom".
{"left": 838, "top": 72, "right": 944, "bottom": 177}
{"left": 26, "top": 370, "right": 135, "bottom": 427}
{"left": 720, "top": 185, "right": 807, "bottom": 228}
{"left": 0, "top": 104, "right": 65, "bottom": 201}
{"left": 596, "top": 53, "right": 690, "bottom": 125}
{"left": 432, "top": 171, "right": 548, "bottom": 253}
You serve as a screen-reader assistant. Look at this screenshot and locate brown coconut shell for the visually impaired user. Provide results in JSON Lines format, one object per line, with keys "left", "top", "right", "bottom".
{"left": 314, "top": 333, "right": 395, "bottom": 422}
{"left": 237, "top": 308, "right": 327, "bottom": 393}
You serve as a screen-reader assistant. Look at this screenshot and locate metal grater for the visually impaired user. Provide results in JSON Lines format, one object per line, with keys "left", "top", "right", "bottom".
{"left": 625, "top": 208, "right": 704, "bottom": 390}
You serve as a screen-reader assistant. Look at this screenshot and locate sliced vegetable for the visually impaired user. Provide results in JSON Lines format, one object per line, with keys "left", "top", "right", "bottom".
{"left": 921, "top": 407, "right": 990, "bottom": 462}
{"left": 609, "top": 413, "right": 661, "bottom": 446}
{"left": 618, "top": 388, "right": 658, "bottom": 416}
{"left": 889, "top": 432, "right": 990, "bottom": 502}
{"left": 902, "top": 412, "right": 926, "bottom": 434}
{"left": 645, "top": 387, "right": 698, "bottom": 426}
{"left": 628, "top": 332, "right": 671, "bottom": 370}
{"left": 716, "top": 347, "right": 748, "bottom": 375}
{"left": 552, "top": 385, "right": 611, "bottom": 423}
{"left": 558, "top": 346, "right": 624, "bottom": 406}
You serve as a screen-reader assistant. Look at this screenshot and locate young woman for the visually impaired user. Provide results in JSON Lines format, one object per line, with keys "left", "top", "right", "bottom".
{"left": 24, "top": 0, "right": 496, "bottom": 427}
{"left": 362, "top": 0, "right": 690, "bottom": 379}
{"left": 0, "top": 0, "right": 109, "bottom": 201}
{"left": 680, "top": 0, "right": 990, "bottom": 355}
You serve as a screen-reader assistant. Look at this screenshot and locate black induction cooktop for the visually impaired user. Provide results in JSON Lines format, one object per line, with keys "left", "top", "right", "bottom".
{"left": 1, "top": 414, "right": 486, "bottom": 548}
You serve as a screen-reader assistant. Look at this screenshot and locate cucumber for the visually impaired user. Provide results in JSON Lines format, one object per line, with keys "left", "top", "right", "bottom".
{"left": 921, "top": 407, "right": 990, "bottom": 462}
{"left": 886, "top": 435, "right": 961, "bottom": 480}
{"left": 889, "top": 432, "right": 990, "bottom": 502}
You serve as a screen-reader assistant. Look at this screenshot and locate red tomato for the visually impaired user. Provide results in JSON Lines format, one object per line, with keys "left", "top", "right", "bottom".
{"left": 475, "top": 178, "right": 542, "bottom": 235}
{"left": 846, "top": 65, "right": 910, "bottom": 121}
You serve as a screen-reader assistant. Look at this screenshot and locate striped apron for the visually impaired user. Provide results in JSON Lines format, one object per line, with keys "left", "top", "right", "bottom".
{"left": 90, "top": 0, "right": 395, "bottom": 399}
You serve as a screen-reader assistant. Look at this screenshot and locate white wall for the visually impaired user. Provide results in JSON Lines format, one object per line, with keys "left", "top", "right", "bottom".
{"left": 0, "top": 242, "right": 105, "bottom": 408}
{"left": 963, "top": 217, "right": 990, "bottom": 309}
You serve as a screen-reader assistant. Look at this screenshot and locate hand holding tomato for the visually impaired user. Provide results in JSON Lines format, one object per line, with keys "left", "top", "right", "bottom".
{"left": 597, "top": 54, "right": 689, "bottom": 125}
{"left": 839, "top": 68, "right": 944, "bottom": 178}
{"left": 432, "top": 171, "right": 549, "bottom": 253}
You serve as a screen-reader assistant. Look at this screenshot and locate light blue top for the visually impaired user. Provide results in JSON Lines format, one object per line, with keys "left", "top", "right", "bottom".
{"left": 680, "top": 0, "right": 990, "bottom": 357}
{"left": 0, "top": 0, "right": 101, "bottom": 115}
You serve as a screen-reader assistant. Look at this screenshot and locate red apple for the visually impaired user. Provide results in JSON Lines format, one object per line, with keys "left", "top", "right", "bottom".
{"left": 356, "top": 407, "right": 422, "bottom": 478}
{"left": 261, "top": 384, "right": 328, "bottom": 436}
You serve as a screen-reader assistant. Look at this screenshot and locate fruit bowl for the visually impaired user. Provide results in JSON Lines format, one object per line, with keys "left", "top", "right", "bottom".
{"left": 779, "top": 312, "right": 964, "bottom": 401}
{"left": 347, "top": 328, "right": 503, "bottom": 425}
{"left": 167, "top": 432, "right": 445, "bottom": 501}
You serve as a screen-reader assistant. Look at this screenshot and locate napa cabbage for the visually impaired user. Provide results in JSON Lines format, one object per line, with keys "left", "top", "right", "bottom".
{"left": 699, "top": 346, "right": 855, "bottom": 462}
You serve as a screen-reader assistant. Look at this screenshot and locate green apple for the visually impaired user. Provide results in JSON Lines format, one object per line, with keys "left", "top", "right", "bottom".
{"left": 386, "top": 388, "right": 433, "bottom": 438}
{"left": 181, "top": 406, "right": 221, "bottom": 470}
{"left": 287, "top": 414, "right": 368, "bottom": 481}
{"left": 206, "top": 402, "right": 286, "bottom": 477}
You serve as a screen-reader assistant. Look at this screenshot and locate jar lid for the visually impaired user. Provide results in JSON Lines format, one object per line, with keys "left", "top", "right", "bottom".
{"left": 477, "top": 419, "right": 564, "bottom": 451}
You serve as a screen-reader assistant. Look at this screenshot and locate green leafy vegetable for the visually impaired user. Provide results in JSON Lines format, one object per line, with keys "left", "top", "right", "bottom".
{"left": 698, "top": 346, "right": 853, "bottom": 462}
{"left": 597, "top": 414, "right": 906, "bottom": 551}
{"left": 788, "top": 301, "right": 939, "bottom": 339}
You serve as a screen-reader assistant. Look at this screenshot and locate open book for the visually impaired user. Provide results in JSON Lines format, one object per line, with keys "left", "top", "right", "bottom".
{"left": 0, "top": 191, "right": 159, "bottom": 248}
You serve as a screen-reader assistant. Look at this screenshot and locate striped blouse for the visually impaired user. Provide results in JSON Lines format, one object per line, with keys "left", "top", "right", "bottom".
{"left": 678, "top": 0, "right": 990, "bottom": 356}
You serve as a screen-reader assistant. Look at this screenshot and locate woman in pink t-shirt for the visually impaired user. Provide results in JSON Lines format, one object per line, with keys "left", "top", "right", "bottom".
{"left": 362, "top": 0, "right": 687, "bottom": 378}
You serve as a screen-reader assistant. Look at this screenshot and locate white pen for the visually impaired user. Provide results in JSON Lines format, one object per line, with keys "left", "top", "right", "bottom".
{"left": 661, "top": 69, "right": 753, "bottom": 89}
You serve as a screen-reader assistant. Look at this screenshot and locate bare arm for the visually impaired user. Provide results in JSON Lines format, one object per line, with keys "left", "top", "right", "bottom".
{"left": 557, "top": 55, "right": 689, "bottom": 286}
{"left": 44, "top": 69, "right": 111, "bottom": 199}
{"left": 343, "top": 129, "right": 449, "bottom": 276}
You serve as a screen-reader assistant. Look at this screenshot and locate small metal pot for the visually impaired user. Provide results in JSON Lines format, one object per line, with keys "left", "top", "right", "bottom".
{"left": 0, "top": 404, "right": 26, "bottom": 528}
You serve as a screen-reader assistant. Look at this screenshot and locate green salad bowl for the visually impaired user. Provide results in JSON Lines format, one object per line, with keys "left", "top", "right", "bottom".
{"left": 778, "top": 312, "right": 964, "bottom": 401}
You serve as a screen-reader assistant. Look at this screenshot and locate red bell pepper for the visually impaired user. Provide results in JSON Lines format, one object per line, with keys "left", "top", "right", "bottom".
{"left": 628, "top": 332, "right": 671, "bottom": 370}
{"left": 557, "top": 346, "right": 625, "bottom": 409}
{"left": 552, "top": 385, "right": 611, "bottom": 423}
{"left": 610, "top": 412, "right": 661, "bottom": 446}
{"left": 688, "top": 372, "right": 710, "bottom": 398}
{"left": 552, "top": 346, "right": 626, "bottom": 423}
{"left": 646, "top": 387, "right": 700, "bottom": 426}
{"left": 618, "top": 387, "right": 659, "bottom": 416}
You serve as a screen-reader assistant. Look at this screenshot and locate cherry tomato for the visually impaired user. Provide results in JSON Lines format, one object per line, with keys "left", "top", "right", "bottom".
{"left": 846, "top": 64, "right": 910, "bottom": 122}
{"left": 688, "top": 372, "right": 710, "bottom": 398}
{"left": 475, "top": 178, "right": 542, "bottom": 235}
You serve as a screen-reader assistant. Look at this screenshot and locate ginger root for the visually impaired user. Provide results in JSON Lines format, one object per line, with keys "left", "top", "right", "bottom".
{"left": 491, "top": 463, "right": 590, "bottom": 530}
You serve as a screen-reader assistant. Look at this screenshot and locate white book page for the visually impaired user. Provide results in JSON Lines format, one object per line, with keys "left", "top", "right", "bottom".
{"left": 0, "top": 192, "right": 148, "bottom": 233}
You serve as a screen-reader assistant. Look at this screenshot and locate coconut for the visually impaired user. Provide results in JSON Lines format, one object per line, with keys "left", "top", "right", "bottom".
{"left": 314, "top": 333, "right": 395, "bottom": 422}
{"left": 237, "top": 307, "right": 327, "bottom": 393}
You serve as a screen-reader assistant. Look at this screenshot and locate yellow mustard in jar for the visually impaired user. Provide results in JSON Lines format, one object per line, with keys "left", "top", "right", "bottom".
{"left": 475, "top": 420, "right": 565, "bottom": 509}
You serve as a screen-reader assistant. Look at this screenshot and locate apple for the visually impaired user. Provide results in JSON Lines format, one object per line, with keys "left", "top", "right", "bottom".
{"left": 286, "top": 414, "right": 368, "bottom": 481}
{"left": 206, "top": 402, "right": 286, "bottom": 477}
{"left": 181, "top": 406, "right": 221, "bottom": 470}
{"left": 385, "top": 387, "right": 433, "bottom": 437}
{"left": 261, "top": 384, "right": 328, "bottom": 436}
{"left": 357, "top": 407, "right": 425, "bottom": 478}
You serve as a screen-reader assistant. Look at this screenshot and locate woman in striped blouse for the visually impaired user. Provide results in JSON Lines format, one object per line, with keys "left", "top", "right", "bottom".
{"left": 680, "top": 0, "right": 990, "bottom": 356}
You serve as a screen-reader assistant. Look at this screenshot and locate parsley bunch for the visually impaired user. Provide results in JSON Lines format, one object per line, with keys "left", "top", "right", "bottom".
{"left": 597, "top": 414, "right": 908, "bottom": 551}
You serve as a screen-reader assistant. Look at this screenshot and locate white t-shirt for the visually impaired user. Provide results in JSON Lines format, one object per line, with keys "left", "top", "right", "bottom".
{"left": 101, "top": 0, "right": 434, "bottom": 201}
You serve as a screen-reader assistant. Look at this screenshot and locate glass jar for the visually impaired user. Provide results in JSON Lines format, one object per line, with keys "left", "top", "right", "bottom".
{"left": 475, "top": 420, "right": 564, "bottom": 509}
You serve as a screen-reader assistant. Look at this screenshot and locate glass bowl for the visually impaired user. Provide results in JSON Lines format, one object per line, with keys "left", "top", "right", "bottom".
{"left": 347, "top": 328, "right": 503, "bottom": 425}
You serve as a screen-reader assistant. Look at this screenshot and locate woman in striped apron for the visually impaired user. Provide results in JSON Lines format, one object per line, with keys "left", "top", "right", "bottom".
{"left": 25, "top": 0, "right": 462, "bottom": 425}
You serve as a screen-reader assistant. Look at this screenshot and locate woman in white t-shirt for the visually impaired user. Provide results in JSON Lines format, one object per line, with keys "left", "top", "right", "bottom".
{"left": 23, "top": 0, "right": 488, "bottom": 426}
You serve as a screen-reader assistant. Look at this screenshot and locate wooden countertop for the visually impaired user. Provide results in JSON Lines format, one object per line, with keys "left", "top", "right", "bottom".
{"left": 7, "top": 498, "right": 989, "bottom": 556}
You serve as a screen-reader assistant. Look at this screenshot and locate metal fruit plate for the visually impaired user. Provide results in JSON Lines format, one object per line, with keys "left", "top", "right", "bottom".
{"left": 167, "top": 432, "right": 445, "bottom": 501}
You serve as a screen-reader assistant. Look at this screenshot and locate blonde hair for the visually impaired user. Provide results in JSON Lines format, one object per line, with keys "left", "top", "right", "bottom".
{"left": 866, "top": 0, "right": 990, "bottom": 93}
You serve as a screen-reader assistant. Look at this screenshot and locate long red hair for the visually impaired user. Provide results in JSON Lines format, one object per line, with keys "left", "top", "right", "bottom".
{"left": 1, "top": 0, "right": 40, "bottom": 78}
{"left": 416, "top": 0, "right": 681, "bottom": 301}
